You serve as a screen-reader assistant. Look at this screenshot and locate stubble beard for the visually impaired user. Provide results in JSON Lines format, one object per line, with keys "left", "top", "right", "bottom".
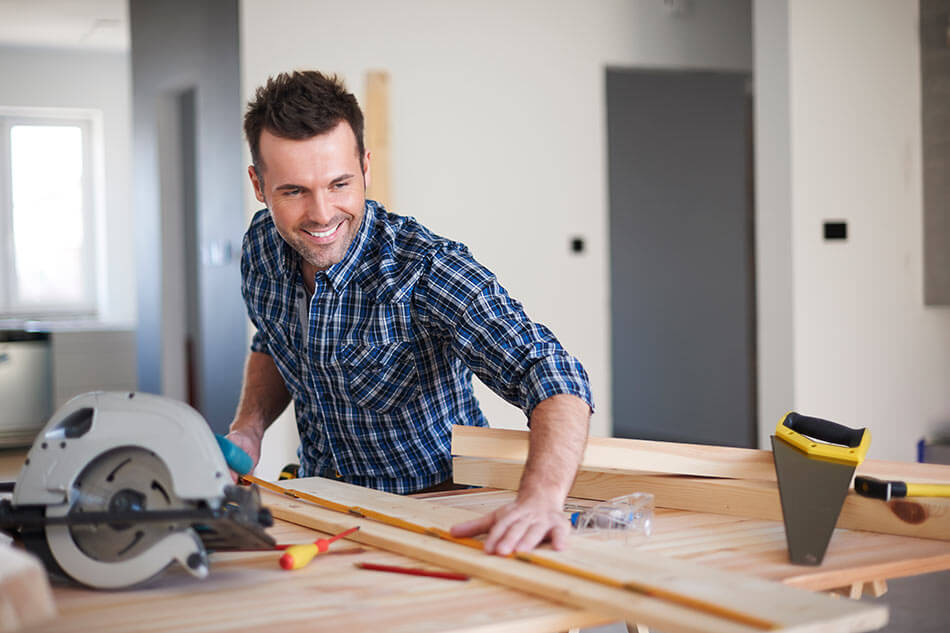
{"left": 287, "top": 219, "right": 356, "bottom": 273}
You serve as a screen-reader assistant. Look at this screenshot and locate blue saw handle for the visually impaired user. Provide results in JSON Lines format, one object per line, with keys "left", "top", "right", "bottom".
{"left": 215, "top": 434, "right": 254, "bottom": 476}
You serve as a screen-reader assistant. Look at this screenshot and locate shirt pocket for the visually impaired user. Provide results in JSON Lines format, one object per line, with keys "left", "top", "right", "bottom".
{"left": 337, "top": 340, "right": 421, "bottom": 413}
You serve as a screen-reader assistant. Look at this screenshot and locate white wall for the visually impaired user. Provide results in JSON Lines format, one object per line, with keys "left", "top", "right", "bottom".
{"left": 0, "top": 46, "right": 135, "bottom": 325}
{"left": 240, "top": 0, "right": 753, "bottom": 469}
{"left": 755, "top": 0, "right": 950, "bottom": 461}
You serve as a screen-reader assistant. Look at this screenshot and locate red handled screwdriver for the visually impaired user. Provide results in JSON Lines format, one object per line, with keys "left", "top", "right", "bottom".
{"left": 279, "top": 526, "right": 360, "bottom": 570}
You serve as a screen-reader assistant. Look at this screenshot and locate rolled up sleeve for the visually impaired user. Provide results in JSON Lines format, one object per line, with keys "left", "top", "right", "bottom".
{"left": 249, "top": 327, "right": 269, "bottom": 355}
{"left": 519, "top": 351, "right": 593, "bottom": 420}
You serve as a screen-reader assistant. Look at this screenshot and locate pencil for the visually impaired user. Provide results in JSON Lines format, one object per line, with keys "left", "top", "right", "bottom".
{"left": 354, "top": 561, "right": 469, "bottom": 581}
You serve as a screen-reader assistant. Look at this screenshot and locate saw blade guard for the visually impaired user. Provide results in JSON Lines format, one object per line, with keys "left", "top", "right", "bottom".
{"left": 13, "top": 391, "right": 231, "bottom": 509}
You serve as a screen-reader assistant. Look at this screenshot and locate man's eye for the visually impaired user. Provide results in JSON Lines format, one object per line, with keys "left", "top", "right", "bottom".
{"left": 333, "top": 181, "right": 348, "bottom": 190}
{"left": 284, "top": 188, "right": 301, "bottom": 196}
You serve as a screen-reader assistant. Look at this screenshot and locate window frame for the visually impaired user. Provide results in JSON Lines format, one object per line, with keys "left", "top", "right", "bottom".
{"left": 0, "top": 108, "right": 99, "bottom": 318}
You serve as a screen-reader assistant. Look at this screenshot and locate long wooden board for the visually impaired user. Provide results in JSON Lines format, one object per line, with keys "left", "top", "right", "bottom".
{"left": 432, "top": 489, "right": 950, "bottom": 593}
{"left": 451, "top": 426, "right": 950, "bottom": 484}
{"left": 267, "top": 477, "right": 887, "bottom": 633}
{"left": 452, "top": 457, "right": 950, "bottom": 541}
{"left": 26, "top": 518, "right": 613, "bottom": 633}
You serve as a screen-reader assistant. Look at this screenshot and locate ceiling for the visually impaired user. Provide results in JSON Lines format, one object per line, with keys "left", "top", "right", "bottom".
{"left": 0, "top": 0, "right": 128, "bottom": 52}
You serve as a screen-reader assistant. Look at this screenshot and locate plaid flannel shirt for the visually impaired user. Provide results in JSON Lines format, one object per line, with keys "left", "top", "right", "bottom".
{"left": 241, "top": 200, "right": 593, "bottom": 493}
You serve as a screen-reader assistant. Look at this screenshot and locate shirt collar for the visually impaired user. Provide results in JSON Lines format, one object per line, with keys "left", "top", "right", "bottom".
{"left": 324, "top": 200, "right": 376, "bottom": 291}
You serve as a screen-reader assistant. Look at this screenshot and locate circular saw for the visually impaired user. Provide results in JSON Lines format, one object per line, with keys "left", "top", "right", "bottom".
{"left": 0, "top": 392, "right": 274, "bottom": 588}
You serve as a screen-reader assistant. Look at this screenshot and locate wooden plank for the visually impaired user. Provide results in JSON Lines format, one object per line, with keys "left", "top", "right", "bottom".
{"left": 453, "top": 426, "right": 775, "bottom": 481}
{"left": 452, "top": 457, "right": 950, "bottom": 541}
{"left": 0, "top": 544, "right": 56, "bottom": 632}
{"left": 272, "top": 477, "right": 887, "bottom": 633}
{"left": 364, "top": 70, "right": 390, "bottom": 207}
{"left": 451, "top": 426, "right": 950, "bottom": 484}
{"left": 431, "top": 489, "right": 950, "bottom": 594}
{"left": 30, "top": 517, "right": 613, "bottom": 633}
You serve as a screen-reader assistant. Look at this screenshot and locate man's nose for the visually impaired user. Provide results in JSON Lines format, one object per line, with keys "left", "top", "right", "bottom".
{"left": 305, "top": 192, "right": 335, "bottom": 225}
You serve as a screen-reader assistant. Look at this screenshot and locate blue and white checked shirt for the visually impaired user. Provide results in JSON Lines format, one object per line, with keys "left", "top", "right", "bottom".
{"left": 241, "top": 200, "right": 593, "bottom": 493}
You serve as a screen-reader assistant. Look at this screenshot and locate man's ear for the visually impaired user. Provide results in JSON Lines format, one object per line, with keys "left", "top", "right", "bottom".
{"left": 362, "top": 151, "right": 372, "bottom": 191}
{"left": 249, "top": 165, "right": 266, "bottom": 204}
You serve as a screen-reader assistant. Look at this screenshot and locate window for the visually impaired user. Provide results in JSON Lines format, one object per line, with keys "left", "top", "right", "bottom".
{"left": 0, "top": 110, "right": 98, "bottom": 317}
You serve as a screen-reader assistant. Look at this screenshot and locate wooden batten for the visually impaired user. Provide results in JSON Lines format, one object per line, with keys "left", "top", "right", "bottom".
{"left": 452, "top": 456, "right": 950, "bottom": 542}
{"left": 364, "top": 70, "right": 391, "bottom": 208}
{"left": 264, "top": 477, "right": 886, "bottom": 633}
{"left": 451, "top": 426, "right": 950, "bottom": 485}
{"left": 452, "top": 425, "right": 776, "bottom": 481}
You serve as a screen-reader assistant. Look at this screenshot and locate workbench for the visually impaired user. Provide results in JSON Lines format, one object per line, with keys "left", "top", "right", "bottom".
{"left": 14, "top": 486, "right": 950, "bottom": 633}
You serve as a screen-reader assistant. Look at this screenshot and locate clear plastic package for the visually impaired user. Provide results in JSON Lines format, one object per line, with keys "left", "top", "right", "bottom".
{"left": 568, "top": 492, "right": 654, "bottom": 543}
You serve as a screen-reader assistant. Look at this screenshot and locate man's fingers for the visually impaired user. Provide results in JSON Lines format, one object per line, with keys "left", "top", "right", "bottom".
{"left": 482, "top": 506, "right": 521, "bottom": 553}
{"left": 490, "top": 519, "right": 530, "bottom": 556}
{"left": 514, "top": 522, "right": 551, "bottom": 553}
{"left": 549, "top": 517, "right": 571, "bottom": 550}
{"left": 451, "top": 503, "right": 572, "bottom": 556}
{"left": 450, "top": 512, "right": 495, "bottom": 539}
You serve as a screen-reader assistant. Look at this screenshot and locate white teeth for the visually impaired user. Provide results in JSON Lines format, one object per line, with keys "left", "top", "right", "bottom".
{"left": 305, "top": 222, "right": 341, "bottom": 238}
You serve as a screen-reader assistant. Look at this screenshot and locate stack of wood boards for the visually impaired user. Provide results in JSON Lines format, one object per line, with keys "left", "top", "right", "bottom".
{"left": 451, "top": 426, "right": 950, "bottom": 540}
{"left": 432, "top": 488, "right": 950, "bottom": 594}
{"left": 266, "top": 476, "right": 888, "bottom": 633}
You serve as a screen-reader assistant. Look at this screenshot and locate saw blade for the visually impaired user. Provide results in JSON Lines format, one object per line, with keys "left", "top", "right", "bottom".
{"left": 67, "top": 447, "right": 191, "bottom": 563}
{"left": 771, "top": 435, "right": 856, "bottom": 565}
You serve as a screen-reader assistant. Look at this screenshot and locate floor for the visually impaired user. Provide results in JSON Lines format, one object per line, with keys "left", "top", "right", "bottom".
{"left": 581, "top": 570, "right": 950, "bottom": 633}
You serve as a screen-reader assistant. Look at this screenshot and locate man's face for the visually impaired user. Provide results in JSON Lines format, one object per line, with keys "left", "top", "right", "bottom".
{"left": 249, "top": 121, "right": 371, "bottom": 277}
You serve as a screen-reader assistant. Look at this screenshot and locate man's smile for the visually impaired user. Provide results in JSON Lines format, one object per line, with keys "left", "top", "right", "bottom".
{"left": 302, "top": 220, "right": 345, "bottom": 242}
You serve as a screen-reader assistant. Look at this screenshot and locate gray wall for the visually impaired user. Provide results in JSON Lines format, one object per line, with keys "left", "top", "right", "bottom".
{"left": 607, "top": 69, "right": 755, "bottom": 448}
{"left": 130, "top": 0, "right": 245, "bottom": 431}
{"left": 922, "top": 0, "right": 950, "bottom": 305}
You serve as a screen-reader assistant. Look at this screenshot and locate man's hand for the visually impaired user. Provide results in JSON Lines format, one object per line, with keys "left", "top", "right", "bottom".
{"left": 450, "top": 491, "right": 570, "bottom": 555}
{"left": 225, "top": 426, "right": 263, "bottom": 480}
{"left": 451, "top": 394, "right": 590, "bottom": 555}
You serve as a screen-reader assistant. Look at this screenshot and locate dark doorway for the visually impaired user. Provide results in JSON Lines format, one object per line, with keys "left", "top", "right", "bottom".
{"left": 607, "top": 69, "right": 756, "bottom": 447}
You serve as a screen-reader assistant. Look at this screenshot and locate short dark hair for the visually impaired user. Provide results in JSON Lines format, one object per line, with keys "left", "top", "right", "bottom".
{"left": 243, "top": 70, "right": 365, "bottom": 173}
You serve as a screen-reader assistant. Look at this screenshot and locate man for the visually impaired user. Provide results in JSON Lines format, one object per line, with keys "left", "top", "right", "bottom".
{"left": 227, "top": 70, "right": 592, "bottom": 555}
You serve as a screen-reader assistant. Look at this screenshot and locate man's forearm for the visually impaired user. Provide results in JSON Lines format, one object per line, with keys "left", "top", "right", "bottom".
{"left": 230, "top": 351, "right": 292, "bottom": 441}
{"left": 518, "top": 394, "right": 591, "bottom": 504}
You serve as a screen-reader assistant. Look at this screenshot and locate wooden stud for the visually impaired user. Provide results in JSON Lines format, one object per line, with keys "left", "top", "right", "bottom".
{"left": 453, "top": 425, "right": 776, "bottom": 481}
{"left": 364, "top": 71, "right": 391, "bottom": 208}
{"left": 451, "top": 426, "right": 950, "bottom": 484}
